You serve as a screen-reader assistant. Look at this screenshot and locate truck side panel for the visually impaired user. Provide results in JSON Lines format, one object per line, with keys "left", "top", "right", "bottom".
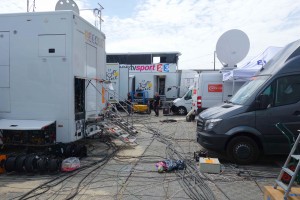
{"left": 119, "top": 65, "right": 129, "bottom": 101}
{"left": 0, "top": 31, "right": 10, "bottom": 112}
{"left": 106, "top": 63, "right": 120, "bottom": 102}
{"left": 135, "top": 75, "right": 154, "bottom": 98}
{"left": 201, "top": 73, "right": 223, "bottom": 108}
{"left": 0, "top": 12, "right": 106, "bottom": 143}
{"left": 165, "top": 72, "right": 178, "bottom": 99}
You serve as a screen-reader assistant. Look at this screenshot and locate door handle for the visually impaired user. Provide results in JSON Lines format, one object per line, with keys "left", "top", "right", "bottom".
{"left": 293, "top": 111, "right": 300, "bottom": 116}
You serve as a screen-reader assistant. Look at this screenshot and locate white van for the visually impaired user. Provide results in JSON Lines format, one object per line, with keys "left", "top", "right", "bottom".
{"left": 190, "top": 72, "right": 245, "bottom": 117}
{"left": 171, "top": 86, "right": 193, "bottom": 115}
{"left": 197, "top": 39, "right": 300, "bottom": 164}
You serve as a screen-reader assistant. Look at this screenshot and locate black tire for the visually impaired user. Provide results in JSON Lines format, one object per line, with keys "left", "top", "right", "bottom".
{"left": 15, "top": 155, "right": 27, "bottom": 172}
{"left": 5, "top": 156, "right": 17, "bottom": 172}
{"left": 65, "top": 144, "right": 76, "bottom": 157}
{"left": 49, "top": 158, "right": 62, "bottom": 172}
{"left": 37, "top": 156, "right": 48, "bottom": 172}
{"left": 25, "top": 154, "right": 38, "bottom": 173}
{"left": 178, "top": 107, "right": 187, "bottom": 115}
{"left": 226, "top": 136, "right": 259, "bottom": 165}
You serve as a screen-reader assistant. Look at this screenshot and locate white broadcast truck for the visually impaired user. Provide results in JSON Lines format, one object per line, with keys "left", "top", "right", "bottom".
{"left": 0, "top": 11, "right": 106, "bottom": 144}
{"left": 171, "top": 71, "right": 245, "bottom": 116}
{"left": 106, "top": 63, "right": 130, "bottom": 104}
{"left": 128, "top": 63, "right": 179, "bottom": 100}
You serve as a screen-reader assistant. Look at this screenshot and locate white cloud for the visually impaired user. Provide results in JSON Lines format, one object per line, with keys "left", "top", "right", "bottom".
{"left": 0, "top": 0, "right": 300, "bottom": 70}
{"left": 0, "top": 0, "right": 92, "bottom": 14}
{"left": 102, "top": 0, "right": 300, "bottom": 69}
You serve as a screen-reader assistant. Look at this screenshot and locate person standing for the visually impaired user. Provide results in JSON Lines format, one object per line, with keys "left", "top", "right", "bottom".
{"left": 153, "top": 92, "right": 160, "bottom": 117}
{"left": 127, "top": 92, "right": 132, "bottom": 115}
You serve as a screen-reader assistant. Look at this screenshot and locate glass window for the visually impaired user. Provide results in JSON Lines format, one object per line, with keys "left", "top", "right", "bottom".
{"left": 260, "top": 75, "right": 300, "bottom": 107}
{"left": 274, "top": 75, "right": 300, "bottom": 106}
{"left": 231, "top": 75, "right": 270, "bottom": 105}
{"left": 184, "top": 90, "right": 192, "bottom": 100}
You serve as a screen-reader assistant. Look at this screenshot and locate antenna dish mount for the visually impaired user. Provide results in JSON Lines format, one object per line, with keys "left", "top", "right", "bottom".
{"left": 55, "top": 0, "right": 80, "bottom": 15}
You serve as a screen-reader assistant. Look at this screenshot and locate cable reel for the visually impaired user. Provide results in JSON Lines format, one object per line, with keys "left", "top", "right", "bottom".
{"left": 4, "top": 156, "right": 17, "bottom": 172}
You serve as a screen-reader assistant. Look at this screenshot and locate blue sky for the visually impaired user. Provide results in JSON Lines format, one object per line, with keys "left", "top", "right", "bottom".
{"left": 98, "top": 0, "right": 139, "bottom": 18}
{"left": 1, "top": 0, "right": 300, "bottom": 70}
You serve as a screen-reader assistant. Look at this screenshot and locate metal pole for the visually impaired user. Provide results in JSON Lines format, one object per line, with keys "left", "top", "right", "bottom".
{"left": 98, "top": 3, "right": 104, "bottom": 31}
{"left": 213, "top": 51, "right": 216, "bottom": 71}
{"left": 27, "top": 0, "right": 29, "bottom": 12}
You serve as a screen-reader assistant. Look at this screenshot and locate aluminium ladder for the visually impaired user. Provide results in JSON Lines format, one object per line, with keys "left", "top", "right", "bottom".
{"left": 274, "top": 128, "right": 300, "bottom": 200}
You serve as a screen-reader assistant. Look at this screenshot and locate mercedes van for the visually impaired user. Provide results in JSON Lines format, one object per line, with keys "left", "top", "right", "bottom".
{"left": 197, "top": 40, "right": 300, "bottom": 164}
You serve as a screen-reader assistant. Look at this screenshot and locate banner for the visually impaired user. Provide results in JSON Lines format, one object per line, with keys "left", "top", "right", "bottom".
{"left": 208, "top": 84, "right": 223, "bottom": 92}
{"left": 120, "top": 63, "right": 177, "bottom": 73}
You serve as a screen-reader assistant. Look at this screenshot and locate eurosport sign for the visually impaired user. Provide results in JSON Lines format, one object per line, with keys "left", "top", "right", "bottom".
{"left": 120, "top": 63, "right": 177, "bottom": 73}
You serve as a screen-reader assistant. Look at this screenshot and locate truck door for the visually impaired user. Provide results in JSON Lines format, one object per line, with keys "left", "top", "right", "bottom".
{"left": 255, "top": 75, "right": 300, "bottom": 154}
{"left": 157, "top": 76, "right": 165, "bottom": 95}
{"left": 0, "top": 31, "right": 10, "bottom": 113}
{"left": 184, "top": 89, "right": 193, "bottom": 111}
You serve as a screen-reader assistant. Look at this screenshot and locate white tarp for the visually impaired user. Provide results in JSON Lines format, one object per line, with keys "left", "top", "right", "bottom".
{"left": 223, "top": 46, "right": 282, "bottom": 81}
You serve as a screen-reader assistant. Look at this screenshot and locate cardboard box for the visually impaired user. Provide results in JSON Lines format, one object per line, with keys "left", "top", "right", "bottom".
{"left": 264, "top": 186, "right": 300, "bottom": 200}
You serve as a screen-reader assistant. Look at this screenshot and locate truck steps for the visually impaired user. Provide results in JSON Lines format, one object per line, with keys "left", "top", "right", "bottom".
{"left": 98, "top": 121, "right": 137, "bottom": 146}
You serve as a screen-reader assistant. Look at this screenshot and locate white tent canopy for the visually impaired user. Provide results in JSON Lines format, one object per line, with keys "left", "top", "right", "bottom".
{"left": 222, "top": 46, "right": 283, "bottom": 81}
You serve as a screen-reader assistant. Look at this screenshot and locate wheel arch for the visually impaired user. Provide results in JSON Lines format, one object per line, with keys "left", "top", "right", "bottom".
{"left": 224, "top": 127, "right": 264, "bottom": 153}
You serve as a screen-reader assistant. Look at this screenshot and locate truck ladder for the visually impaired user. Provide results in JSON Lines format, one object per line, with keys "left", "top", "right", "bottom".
{"left": 274, "top": 127, "right": 300, "bottom": 200}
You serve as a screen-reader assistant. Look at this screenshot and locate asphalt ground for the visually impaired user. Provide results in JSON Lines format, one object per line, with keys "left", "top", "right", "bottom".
{"left": 0, "top": 111, "right": 288, "bottom": 200}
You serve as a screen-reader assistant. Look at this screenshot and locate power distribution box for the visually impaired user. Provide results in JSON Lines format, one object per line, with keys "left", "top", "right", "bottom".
{"left": 163, "top": 107, "right": 170, "bottom": 115}
{"left": 199, "top": 157, "right": 220, "bottom": 174}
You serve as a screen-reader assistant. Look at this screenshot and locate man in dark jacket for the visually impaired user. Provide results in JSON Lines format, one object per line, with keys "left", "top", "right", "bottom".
{"left": 127, "top": 92, "right": 132, "bottom": 115}
{"left": 153, "top": 92, "right": 160, "bottom": 116}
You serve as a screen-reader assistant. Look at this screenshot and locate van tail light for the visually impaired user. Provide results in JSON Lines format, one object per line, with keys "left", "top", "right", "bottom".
{"left": 197, "top": 96, "right": 202, "bottom": 109}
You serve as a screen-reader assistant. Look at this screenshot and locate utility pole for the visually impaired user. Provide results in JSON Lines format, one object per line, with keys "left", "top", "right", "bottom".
{"left": 27, "top": 0, "right": 29, "bottom": 12}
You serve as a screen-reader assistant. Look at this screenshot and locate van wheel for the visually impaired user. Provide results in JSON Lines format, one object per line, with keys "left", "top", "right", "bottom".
{"left": 178, "top": 107, "right": 187, "bottom": 115}
{"left": 226, "top": 136, "right": 259, "bottom": 164}
{"left": 186, "top": 115, "right": 191, "bottom": 122}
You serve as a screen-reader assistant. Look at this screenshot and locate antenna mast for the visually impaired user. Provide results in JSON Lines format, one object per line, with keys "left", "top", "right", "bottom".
{"left": 93, "top": 3, "right": 104, "bottom": 30}
{"left": 27, "top": 0, "right": 36, "bottom": 12}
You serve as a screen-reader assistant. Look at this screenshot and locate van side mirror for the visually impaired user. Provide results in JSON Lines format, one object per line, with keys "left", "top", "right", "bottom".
{"left": 256, "top": 94, "right": 270, "bottom": 109}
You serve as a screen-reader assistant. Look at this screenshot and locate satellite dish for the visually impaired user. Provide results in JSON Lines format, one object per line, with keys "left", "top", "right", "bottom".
{"left": 216, "top": 29, "right": 250, "bottom": 68}
{"left": 55, "top": 0, "right": 80, "bottom": 15}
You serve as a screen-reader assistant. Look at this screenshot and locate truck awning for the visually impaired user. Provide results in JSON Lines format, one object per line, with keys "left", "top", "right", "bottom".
{"left": 0, "top": 119, "right": 55, "bottom": 130}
